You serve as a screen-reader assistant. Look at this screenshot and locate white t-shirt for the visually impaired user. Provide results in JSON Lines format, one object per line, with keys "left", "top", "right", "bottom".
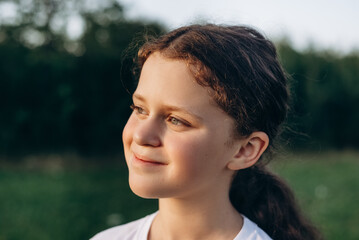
{"left": 91, "top": 212, "right": 272, "bottom": 240}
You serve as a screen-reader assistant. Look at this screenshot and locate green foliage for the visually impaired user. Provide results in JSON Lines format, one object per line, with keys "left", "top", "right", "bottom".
{"left": 277, "top": 42, "right": 359, "bottom": 149}
{"left": 0, "top": 0, "right": 358, "bottom": 155}
{"left": 0, "top": 0, "right": 165, "bottom": 156}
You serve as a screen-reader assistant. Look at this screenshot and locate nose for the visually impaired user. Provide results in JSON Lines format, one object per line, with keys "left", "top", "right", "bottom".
{"left": 133, "top": 117, "right": 161, "bottom": 147}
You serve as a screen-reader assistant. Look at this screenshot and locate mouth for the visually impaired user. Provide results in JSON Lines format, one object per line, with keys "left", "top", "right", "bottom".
{"left": 133, "top": 153, "right": 166, "bottom": 165}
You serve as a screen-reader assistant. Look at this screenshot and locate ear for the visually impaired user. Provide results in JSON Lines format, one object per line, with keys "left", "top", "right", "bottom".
{"left": 227, "top": 132, "right": 269, "bottom": 170}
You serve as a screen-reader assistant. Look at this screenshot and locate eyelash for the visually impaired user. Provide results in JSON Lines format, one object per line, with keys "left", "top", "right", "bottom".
{"left": 130, "top": 104, "right": 146, "bottom": 114}
{"left": 168, "top": 116, "right": 186, "bottom": 126}
{"left": 130, "top": 104, "right": 190, "bottom": 127}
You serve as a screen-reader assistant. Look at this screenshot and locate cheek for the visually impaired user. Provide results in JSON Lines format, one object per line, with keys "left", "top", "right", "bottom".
{"left": 122, "top": 115, "right": 136, "bottom": 155}
{"left": 166, "top": 133, "right": 225, "bottom": 175}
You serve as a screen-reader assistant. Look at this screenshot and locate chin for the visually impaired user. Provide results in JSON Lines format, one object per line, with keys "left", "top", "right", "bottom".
{"left": 128, "top": 177, "right": 166, "bottom": 199}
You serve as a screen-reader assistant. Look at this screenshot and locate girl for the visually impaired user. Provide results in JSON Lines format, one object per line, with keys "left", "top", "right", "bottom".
{"left": 92, "top": 24, "right": 321, "bottom": 240}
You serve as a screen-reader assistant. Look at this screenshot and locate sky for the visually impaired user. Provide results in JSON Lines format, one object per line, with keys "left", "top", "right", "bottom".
{"left": 120, "top": 0, "right": 359, "bottom": 54}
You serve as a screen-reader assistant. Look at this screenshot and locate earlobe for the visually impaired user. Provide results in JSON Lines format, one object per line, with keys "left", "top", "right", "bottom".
{"left": 227, "top": 132, "right": 269, "bottom": 170}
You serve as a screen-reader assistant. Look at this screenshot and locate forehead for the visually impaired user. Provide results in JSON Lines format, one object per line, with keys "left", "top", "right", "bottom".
{"left": 136, "top": 53, "right": 213, "bottom": 104}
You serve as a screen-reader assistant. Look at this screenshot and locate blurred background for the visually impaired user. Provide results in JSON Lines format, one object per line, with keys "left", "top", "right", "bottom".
{"left": 0, "top": 0, "right": 358, "bottom": 239}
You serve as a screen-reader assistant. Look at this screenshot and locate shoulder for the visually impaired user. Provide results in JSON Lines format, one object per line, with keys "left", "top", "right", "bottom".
{"left": 234, "top": 215, "right": 272, "bottom": 240}
{"left": 90, "top": 212, "right": 157, "bottom": 240}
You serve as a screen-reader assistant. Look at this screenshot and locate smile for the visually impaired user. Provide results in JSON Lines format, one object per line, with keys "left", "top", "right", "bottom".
{"left": 133, "top": 153, "right": 166, "bottom": 165}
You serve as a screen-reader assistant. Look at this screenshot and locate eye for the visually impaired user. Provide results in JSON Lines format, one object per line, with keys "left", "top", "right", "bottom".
{"left": 169, "top": 117, "right": 182, "bottom": 126}
{"left": 168, "top": 116, "right": 191, "bottom": 127}
{"left": 130, "top": 104, "right": 146, "bottom": 115}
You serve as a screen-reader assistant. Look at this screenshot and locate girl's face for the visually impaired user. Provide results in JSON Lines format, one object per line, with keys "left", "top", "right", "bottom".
{"left": 122, "top": 53, "right": 242, "bottom": 200}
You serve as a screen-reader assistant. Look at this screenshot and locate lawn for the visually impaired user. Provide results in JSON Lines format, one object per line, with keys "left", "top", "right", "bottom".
{"left": 270, "top": 151, "right": 359, "bottom": 240}
{"left": 0, "top": 151, "right": 358, "bottom": 240}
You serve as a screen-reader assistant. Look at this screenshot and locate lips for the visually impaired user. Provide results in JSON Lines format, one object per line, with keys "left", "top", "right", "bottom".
{"left": 133, "top": 153, "right": 166, "bottom": 165}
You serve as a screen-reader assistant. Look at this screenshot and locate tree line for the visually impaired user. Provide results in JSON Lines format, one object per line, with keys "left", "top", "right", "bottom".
{"left": 0, "top": 0, "right": 358, "bottom": 156}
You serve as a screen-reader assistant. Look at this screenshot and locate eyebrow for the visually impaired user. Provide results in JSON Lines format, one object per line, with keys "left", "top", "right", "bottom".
{"left": 133, "top": 93, "right": 203, "bottom": 122}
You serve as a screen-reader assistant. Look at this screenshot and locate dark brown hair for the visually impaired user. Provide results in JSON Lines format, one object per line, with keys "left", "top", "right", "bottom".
{"left": 135, "top": 24, "right": 322, "bottom": 240}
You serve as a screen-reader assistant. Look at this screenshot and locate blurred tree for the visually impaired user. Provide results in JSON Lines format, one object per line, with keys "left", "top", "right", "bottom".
{"left": 0, "top": 0, "right": 165, "bottom": 156}
{"left": 0, "top": 1, "right": 358, "bottom": 157}
{"left": 0, "top": 0, "right": 121, "bottom": 48}
{"left": 278, "top": 41, "right": 359, "bottom": 150}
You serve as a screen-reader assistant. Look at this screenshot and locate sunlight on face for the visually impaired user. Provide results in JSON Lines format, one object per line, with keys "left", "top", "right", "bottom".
{"left": 122, "top": 53, "right": 240, "bottom": 200}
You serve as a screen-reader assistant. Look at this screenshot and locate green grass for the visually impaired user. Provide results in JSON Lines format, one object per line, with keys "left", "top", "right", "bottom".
{"left": 0, "top": 151, "right": 358, "bottom": 240}
{"left": 270, "top": 151, "right": 359, "bottom": 240}
{"left": 0, "top": 158, "right": 157, "bottom": 240}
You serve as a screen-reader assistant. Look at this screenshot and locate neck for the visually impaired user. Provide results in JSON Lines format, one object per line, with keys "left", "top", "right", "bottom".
{"left": 149, "top": 193, "right": 243, "bottom": 240}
